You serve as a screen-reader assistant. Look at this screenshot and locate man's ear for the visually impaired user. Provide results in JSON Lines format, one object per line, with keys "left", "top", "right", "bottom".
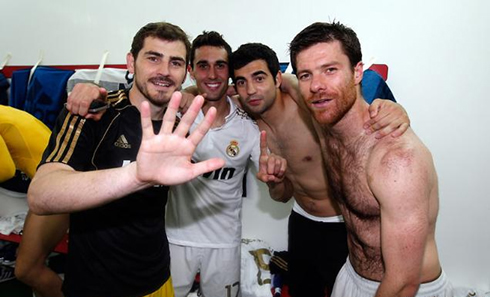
{"left": 188, "top": 64, "right": 196, "bottom": 82}
{"left": 354, "top": 61, "right": 363, "bottom": 85}
{"left": 126, "top": 53, "right": 135, "bottom": 74}
{"left": 275, "top": 71, "right": 283, "bottom": 89}
{"left": 182, "top": 64, "right": 191, "bottom": 84}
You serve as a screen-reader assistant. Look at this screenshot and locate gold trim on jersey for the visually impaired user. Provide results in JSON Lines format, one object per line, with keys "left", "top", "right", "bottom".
{"left": 46, "top": 114, "right": 86, "bottom": 163}
{"left": 107, "top": 89, "right": 127, "bottom": 106}
{"left": 62, "top": 117, "right": 84, "bottom": 163}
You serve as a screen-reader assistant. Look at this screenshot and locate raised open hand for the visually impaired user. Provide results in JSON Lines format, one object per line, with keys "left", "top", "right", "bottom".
{"left": 136, "top": 92, "right": 225, "bottom": 186}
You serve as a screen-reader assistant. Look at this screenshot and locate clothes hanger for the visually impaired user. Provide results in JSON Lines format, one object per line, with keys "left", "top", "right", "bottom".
{"left": 0, "top": 53, "right": 12, "bottom": 71}
{"left": 284, "top": 62, "right": 293, "bottom": 74}
{"left": 363, "top": 56, "right": 377, "bottom": 72}
{"left": 28, "top": 51, "right": 44, "bottom": 83}
{"left": 94, "top": 51, "right": 109, "bottom": 85}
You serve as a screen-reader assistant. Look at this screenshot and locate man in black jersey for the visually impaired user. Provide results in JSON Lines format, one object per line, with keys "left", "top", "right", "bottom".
{"left": 27, "top": 22, "right": 224, "bottom": 297}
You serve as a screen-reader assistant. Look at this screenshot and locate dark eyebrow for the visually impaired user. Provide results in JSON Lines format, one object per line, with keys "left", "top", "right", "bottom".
{"left": 235, "top": 70, "right": 268, "bottom": 82}
{"left": 215, "top": 60, "right": 228, "bottom": 65}
{"left": 252, "top": 70, "right": 267, "bottom": 77}
{"left": 144, "top": 51, "right": 185, "bottom": 64}
{"left": 196, "top": 60, "right": 209, "bottom": 66}
{"left": 144, "top": 51, "right": 164, "bottom": 58}
{"left": 196, "top": 59, "right": 228, "bottom": 65}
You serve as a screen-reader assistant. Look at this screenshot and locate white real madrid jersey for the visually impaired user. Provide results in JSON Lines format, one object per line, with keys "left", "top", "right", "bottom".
{"left": 166, "top": 97, "right": 260, "bottom": 248}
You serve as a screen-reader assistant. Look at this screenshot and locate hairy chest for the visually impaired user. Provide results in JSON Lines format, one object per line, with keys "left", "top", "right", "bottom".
{"left": 324, "top": 136, "right": 380, "bottom": 218}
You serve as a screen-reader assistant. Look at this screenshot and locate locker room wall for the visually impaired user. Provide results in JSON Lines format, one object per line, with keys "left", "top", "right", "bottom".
{"left": 1, "top": 0, "right": 489, "bottom": 291}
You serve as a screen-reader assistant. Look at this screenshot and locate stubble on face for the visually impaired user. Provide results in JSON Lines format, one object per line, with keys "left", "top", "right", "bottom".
{"left": 192, "top": 46, "right": 229, "bottom": 102}
{"left": 314, "top": 77, "right": 357, "bottom": 127}
{"left": 296, "top": 42, "right": 358, "bottom": 127}
{"left": 134, "top": 71, "right": 178, "bottom": 107}
{"left": 234, "top": 60, "right": 278, "bottom": 117}
{"left": 130, "top": 38, "right": 187, "bottom": 107}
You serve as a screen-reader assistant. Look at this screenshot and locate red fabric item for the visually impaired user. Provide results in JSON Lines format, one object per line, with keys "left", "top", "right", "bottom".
{"left": 369, "top": 64, "right": 388, "bottom": 81}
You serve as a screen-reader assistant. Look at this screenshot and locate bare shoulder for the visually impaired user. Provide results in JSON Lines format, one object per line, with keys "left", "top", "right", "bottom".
{"left": 367, "top": 128, "right": 435, "bottom": 183}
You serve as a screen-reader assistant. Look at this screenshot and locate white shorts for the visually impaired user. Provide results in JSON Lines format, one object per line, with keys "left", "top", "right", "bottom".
{"left": 169, "top": 243, "right": 241, "bottom": 297}
{"left": 332, "top": 258, "right": 453, "bottom": 297}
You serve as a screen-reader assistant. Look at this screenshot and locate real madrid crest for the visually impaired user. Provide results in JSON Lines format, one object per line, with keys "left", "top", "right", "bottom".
{"left": 226, "top": 140, "right": 240, "bottom": 157}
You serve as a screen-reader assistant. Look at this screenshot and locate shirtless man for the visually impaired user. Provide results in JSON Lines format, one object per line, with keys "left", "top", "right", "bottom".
{"left": 289, "top": 21, "right": 452, "bottom": 296}
{"left": 230, "top": 43, "right": 409, "bottom": 297}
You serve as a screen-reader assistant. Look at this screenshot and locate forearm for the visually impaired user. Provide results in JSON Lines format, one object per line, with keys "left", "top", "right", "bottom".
{"left": 28, "top": 162, "right": 149, "bottom": 215}
{"left": 375, "top": 276, "right": 420, "bottom": 297}
{"left": 267, "top": 178, "right": 294, "bottom": 203}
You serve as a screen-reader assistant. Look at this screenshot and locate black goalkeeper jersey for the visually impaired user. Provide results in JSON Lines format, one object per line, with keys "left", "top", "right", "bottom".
{"left": 41, "top": 89, "right": 170, "bottom": 297}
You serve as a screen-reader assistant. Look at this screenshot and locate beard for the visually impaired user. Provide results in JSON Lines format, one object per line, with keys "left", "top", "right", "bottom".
{"left": 134, "top": 74, "right": 177, "bottom": 107}
{"left": 312, "top": 78, "right": 357, "bottom": 127}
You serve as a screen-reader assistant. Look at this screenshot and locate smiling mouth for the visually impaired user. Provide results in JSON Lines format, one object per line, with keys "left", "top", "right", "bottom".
{"left": 205, "top": 82, "right": 221, "bottom": 90}
{"left": 150, "top": 78, "right": 174, "bottom": 88}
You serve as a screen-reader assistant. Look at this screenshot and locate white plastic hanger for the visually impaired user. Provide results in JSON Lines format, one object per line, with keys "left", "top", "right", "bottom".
{"left": 94, "top": 51, "right": 109, "bottom": 85}
{"left": 28, "top": 51, "right": 44, "bottom": 83}
{"left": 0, "top": 53, "right": 11, "bottom": 71}
{"left": 284, "top": 62, "right": 293, "bottom": 74}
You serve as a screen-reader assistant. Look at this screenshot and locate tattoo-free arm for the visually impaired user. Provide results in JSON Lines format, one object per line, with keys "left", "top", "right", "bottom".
{"left": 256, "top": 131, "right": 292, "bottom": 203}
{"left": 28, "top": 93, "right": 225, "bottom": 215}
{"left": 280, "top": 73, "right": 303, "bottom": 104}
{"left": 369, "top": 143, "right": 433, "bottom": 297}
{"left": 365, "top": 99, "right": 410, "bottom": 139}
{"left": 66, "top": 83, "right": 108, "bottom": 120}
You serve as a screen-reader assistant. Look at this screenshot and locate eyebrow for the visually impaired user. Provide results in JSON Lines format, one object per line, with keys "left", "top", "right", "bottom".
{"left": 144, "top": 51, "right": 186, "bottom": 63}
{"left": 235, "top": 70, "right": 267, "bottom": 81}
{"left": 196, "top": 59, "right": 228, "bottom": 65}
{"left": 144, "top": 50, "right": 163, "bottom": 58}
{"left": 251, "top": 70, "right": 267, "bottom": 77}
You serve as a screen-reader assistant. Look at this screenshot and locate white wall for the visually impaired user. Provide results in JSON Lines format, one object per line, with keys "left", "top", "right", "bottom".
{"left": 2, "top": 0, "right": 489, "bottom": 291}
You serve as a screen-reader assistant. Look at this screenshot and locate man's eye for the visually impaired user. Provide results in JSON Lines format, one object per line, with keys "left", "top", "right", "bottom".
{"left": 299, "top": 73, "right": 310, "bottom": 81}
{"left": 172, "top": 61, "right": 183, "bottom": 67}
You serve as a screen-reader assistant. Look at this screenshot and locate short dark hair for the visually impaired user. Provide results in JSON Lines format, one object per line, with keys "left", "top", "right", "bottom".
{"left": 189, "top": 31, "right": 232, "bottom": 70}
{"left": 130, "top": 22, "right": 191, "bottom": 64}
{"left": 230, "top": 43, "right": 280, "bottom": 84}
{"left": 289, "top": 21, "right": 362, "bottom": 73}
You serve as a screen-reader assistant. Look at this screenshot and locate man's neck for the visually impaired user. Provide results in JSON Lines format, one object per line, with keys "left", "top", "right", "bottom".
{"left": 202, "top": 95, "right": 230, "bottom": 128}
{"left": 128, "top": 87, "right": 166, "bottom": 120}
{"left": 257, "top": 89, "right": 286, "bottom": 132}
{"left": 331, "top": 96, "right": 371, "bottom": 144}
